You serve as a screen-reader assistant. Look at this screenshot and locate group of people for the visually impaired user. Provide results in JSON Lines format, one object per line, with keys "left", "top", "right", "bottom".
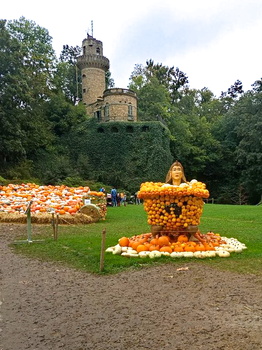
{"left": 110, "top": 188, "right": 126, "bottom": 207}
{"left": 98, "top": 187, "right": 142, "bottom": 207}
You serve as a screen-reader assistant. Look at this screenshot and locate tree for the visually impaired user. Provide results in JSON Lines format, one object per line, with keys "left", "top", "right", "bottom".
{"left": 143, "top": 59, "right": 189, "bottom": 102}
{"left": 251, "top": 78, "right": 262, "bottom": 92}
{"left": 218, "top": 90, "right": 262, "bottom": 204}
{"left": 57, "top": 45, "right": 82, "bottom": 104}
{"left": 0, "top": 20, "right": 26, "bottom": 165}
{"left": 128, "top": 60, "right": 189, "bottom": 123}
{"left": 133, "top": 77, "right": 172, "bottom": 122}
{"left": 105, "top": 70, "right": 115, "bottom": 89}
{"left": 169, "top": 88, "right": 222, "bottom": 179}
{"left": 0, "top": 17, "right": 56, "bottom": 175}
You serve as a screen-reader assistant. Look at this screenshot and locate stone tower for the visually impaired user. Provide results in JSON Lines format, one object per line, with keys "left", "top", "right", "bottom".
{"left": 77, "top": 34, "right": 137, "bottom": 122}
{"left": 77, "top": 34, "right": 109, "bottom": 112}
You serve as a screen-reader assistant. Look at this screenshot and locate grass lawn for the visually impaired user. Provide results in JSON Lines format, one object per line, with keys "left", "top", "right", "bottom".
{"left": 12, "top": 203, "right": 262, "bottom": 275}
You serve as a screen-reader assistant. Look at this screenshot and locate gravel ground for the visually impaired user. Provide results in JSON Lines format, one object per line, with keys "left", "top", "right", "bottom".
{"left": 1, "top": 223, "right": 262, "bottom": 350}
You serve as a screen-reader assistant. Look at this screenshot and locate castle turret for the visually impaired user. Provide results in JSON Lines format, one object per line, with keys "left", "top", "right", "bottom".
{"left": 77, "top": 34, "right": 109, "bottom": 109}
{"left": 77, "top": 33, "right": 137, "bottom": 122}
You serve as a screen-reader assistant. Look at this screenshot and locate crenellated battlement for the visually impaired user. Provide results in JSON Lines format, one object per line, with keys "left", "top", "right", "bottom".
{"left": 77, "top": 54, "right": 109, "bottom": 71}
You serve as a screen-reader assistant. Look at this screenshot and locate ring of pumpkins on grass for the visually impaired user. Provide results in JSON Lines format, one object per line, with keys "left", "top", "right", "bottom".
{"left": 106, "top": 233, "right": 247, "bottom": 258}
{"left": 0, "top": 183, "right": 105, "bottom": 216}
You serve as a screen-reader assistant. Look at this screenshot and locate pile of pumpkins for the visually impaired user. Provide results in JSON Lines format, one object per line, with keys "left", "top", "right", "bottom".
{"left": 0, "top": 183, "right": 99, "bottom": 215}
{"left": 106, "top": 233, "right": 246, "bottom": 259}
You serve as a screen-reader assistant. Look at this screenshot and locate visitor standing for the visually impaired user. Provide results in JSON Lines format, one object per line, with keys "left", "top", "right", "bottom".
{"left": 111, "top": 188, "right": 117, "bottom": 207}
{"left": 135, "top": 191, "right": 140, "bottom": 205}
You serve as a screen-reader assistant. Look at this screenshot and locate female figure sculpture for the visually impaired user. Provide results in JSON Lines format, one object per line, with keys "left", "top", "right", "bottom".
{"left": 165, "top": 161, "right": 188, "bottom": 186}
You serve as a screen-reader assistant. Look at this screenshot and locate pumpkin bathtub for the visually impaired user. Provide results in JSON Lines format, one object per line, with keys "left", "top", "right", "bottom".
{"left": 138, "top": 179, "right": 209, "bottom": 240}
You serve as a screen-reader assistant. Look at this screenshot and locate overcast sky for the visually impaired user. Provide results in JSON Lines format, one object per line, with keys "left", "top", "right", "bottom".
{"left": 2, "top": 0, "right": 262, "bottom": 96}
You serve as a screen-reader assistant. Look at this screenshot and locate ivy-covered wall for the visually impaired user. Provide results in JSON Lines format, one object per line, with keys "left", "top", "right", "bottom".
{"left": 69, "top": 119, "right": 173, "bottom": 192}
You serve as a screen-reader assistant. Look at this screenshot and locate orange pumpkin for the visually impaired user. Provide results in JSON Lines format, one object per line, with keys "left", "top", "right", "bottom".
{"left": 158, "top": 235, "right": 170, "bottom": 246}
{"left": 184, "top": 243, "right": 196, "bottom": 252}
{"left": 195, "top": 243, "right": 206, "bottom": 251}
{"left": 160, "top": 246, "right": 172, "bottom": 253}
{"left": 118, "top": 237, "right": 130, "bottom": 247}
{"left": 131, "top": 241, "right": 141, "bottom": 250}
{"left": 149, "top": 244, "right": 160, "bottom": 251}
{"left": 136, "top": 244, "right": 149, "bottom": 253}
{"left": 177, "top": 235, "right": 189, "bottom": 243}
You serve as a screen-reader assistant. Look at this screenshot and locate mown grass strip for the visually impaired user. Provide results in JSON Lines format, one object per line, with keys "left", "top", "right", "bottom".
{"left": 12, "top": 204, "right": 262, "bottom": 275}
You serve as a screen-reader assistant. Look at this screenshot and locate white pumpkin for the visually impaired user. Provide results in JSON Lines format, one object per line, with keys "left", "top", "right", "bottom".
{"left": 218, "top": 250, "right": 230, "bottom": 258}
{"left": 161, "top": 252, "right": 171, "bottom": 256}
{"left": 205, "top": 250, "right": 216, "bottom": 258}
{"left": 129, "top": 253, "right": 139, "bottom": 258}
{"left": 139, "top": 251, "right": 149, "bottom": 258}
{"left": 170, "top": 252, "right": 184, "bottom": 258}
{"left": 127, "top": 248, "right": 138, "bottom": 254}
{"left": 194, "top": 251, "right": 204, "bottom": 258}
{"left": 112, "top": 244, "right": 122, "bottom": 255}
{"left": 121, "top": 252, "right": 129, "bottom": 257}
{"left": 182, "top": 251, "right": 194, "bottom": 258}
{"left": 105, "top": 247, "right": 114, "bottom": 253}
{"left": 149, "top": 250, "right": 162, "bottom": 259}
{"left": 234, "top": 246, "right": 243, "bottom": 253}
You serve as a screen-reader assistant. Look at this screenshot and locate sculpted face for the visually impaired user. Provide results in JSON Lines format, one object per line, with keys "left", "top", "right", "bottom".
{"left": 171, "top": 165, "right": 183, "bottom": 185}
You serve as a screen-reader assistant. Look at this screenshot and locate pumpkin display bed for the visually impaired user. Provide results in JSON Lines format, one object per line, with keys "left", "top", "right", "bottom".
{"left": 0, "top": 183, "right": 107, "bottom": 224}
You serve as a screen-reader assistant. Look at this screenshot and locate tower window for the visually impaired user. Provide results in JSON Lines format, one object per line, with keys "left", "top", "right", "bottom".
{"left": 83, "top": 46, "right": 86, "bottom": 55}
{"left": 95, "top": 110, "right": 101, "bottom": 122}
{"left": 83, "top": 89, "right": 86, "bottom": 93}
{"left": 96, "top": 47, "right": 100, "bottom": 55}
{"left": 128, "top": 104, "right": 133, "bottom": 120}
{"left": 104, "top": 105, "right": 109, "bottom": 121}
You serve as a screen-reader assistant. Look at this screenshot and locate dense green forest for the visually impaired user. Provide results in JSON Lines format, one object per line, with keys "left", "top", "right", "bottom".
{"left": 0, "top": 17, "right": 261, "bottom": 204}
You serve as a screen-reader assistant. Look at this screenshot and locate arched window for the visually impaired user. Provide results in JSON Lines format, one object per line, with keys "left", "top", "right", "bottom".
{"left": 96, "top": 47, "right": 100, "bottom": 55}
{"left": 95, "top": 110, "right": 101, "bottom": 122}
{"left": 128, "top": 104, "right": 133, "bottom": 120}
{"left": 104, "top": 104, "right": 109, "bottom": 121}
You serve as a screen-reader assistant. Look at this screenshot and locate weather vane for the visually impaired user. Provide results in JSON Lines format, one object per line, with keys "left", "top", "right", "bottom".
{"left": 87, "top": 20, "right": 94, "bottom": 37}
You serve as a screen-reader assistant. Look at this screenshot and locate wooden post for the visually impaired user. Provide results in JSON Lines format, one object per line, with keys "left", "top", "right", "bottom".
{"left": 25, "top": 201, "right": 33, "bottom": 242}
{"left": 51, "top": 213, "right": 56, "bottom": 240}
{"left": 100, "top": 228, "right": 106, "bottom": 272}
{"left": 54, "top": 214, "right": 59, "bottom": 241}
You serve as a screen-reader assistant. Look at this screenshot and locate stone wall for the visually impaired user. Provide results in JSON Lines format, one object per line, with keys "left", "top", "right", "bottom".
{"left": 82, "top": 68, "right": 106, "bottom": 106}
{"left": 102, "top": 89, "right": 138, "bottom": 122}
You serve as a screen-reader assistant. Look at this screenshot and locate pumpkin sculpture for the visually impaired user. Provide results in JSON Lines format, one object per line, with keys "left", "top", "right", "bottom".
{"left": 138, "top": 161, "right": 209, "bottom": 242}
{"left": 107, "top": 161, "right": 247, "bottom": 258}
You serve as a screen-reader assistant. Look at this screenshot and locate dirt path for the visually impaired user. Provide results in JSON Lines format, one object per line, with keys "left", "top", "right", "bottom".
{"left": 1, "top": 223, "right": 262, "bottom": 350}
